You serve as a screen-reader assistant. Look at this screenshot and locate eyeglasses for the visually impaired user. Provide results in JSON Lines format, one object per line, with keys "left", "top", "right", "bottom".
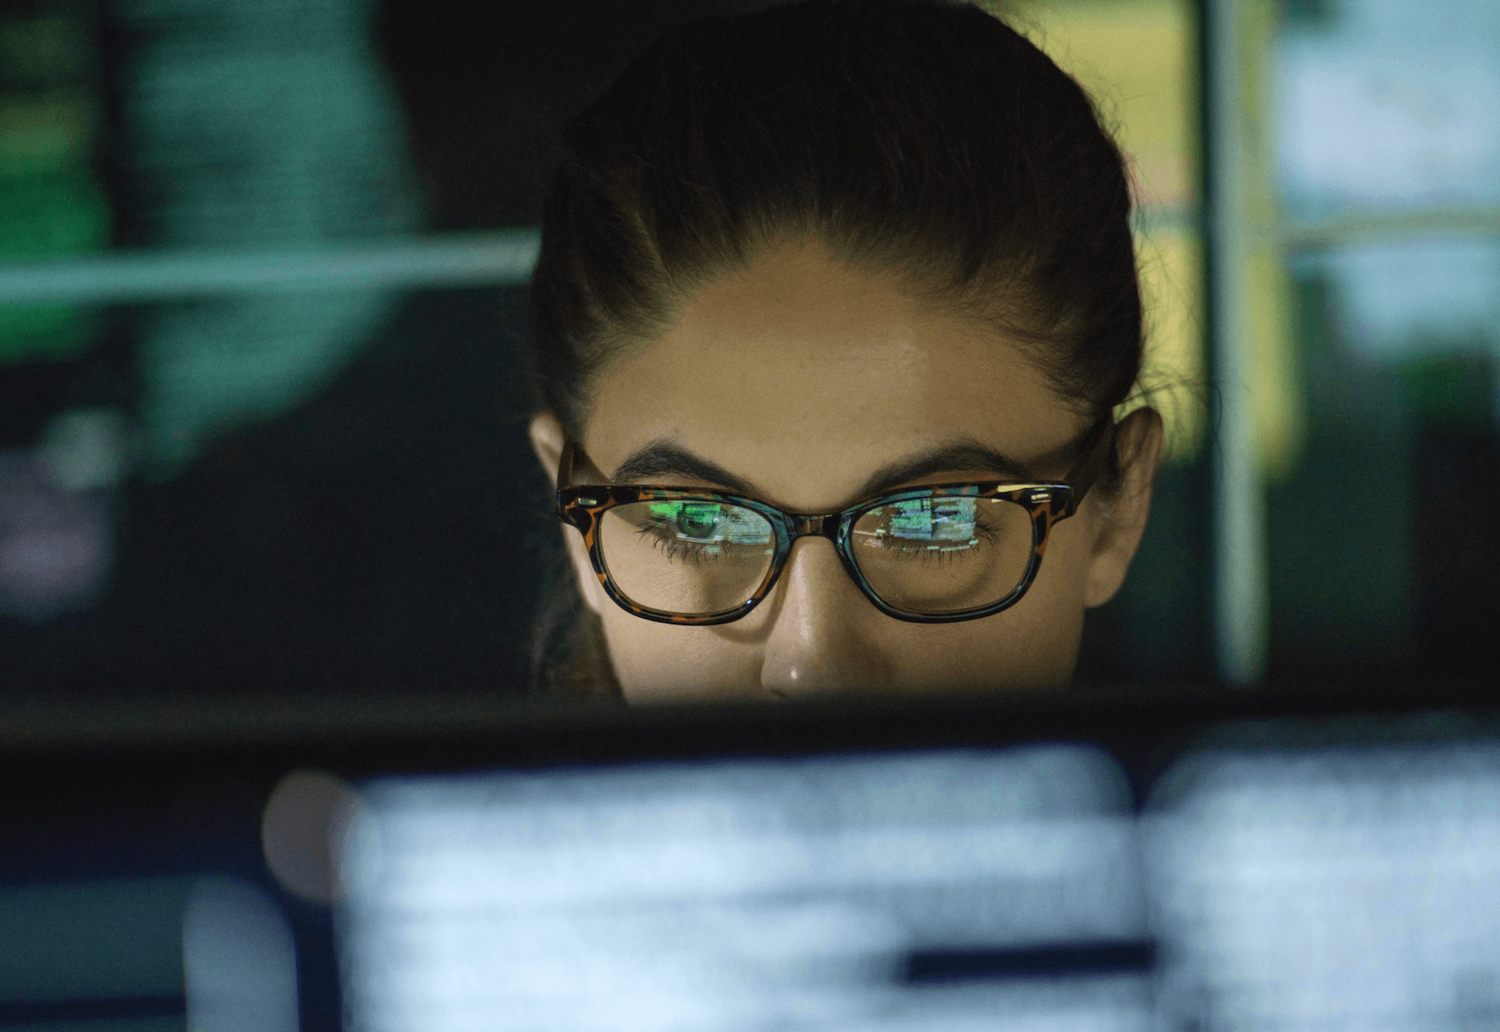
{"left": 556, "top": 420, "right": 1112, "bottom": 626}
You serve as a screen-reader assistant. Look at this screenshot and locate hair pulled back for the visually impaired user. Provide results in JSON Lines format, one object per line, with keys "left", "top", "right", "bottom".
{"left": 527, "top": 0, "right": 1143, "bottom": 440}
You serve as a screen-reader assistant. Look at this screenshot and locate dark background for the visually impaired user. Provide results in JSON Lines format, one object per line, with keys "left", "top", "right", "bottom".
{"left": 2, "top": 0, "right": 1494, "bottom": 701}
{"left": 0, "top": 0, "right": 1222, "bottom": 700}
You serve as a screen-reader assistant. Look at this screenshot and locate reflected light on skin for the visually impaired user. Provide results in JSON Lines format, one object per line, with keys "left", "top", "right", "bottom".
{"left": 531, "top": 237, "right": 1162, "bottom": 703}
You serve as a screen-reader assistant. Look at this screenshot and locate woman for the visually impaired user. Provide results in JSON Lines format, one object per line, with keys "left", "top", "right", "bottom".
{"left": 525, "top": 0, "right": 1163, "bottom": 702}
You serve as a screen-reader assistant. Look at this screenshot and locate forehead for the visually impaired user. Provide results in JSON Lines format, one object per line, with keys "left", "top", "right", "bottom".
{"left": 583, "top": 239, "right": 1082, "bottom": 511}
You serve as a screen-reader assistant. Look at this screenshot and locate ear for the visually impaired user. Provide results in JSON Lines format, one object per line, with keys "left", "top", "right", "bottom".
{"left": 1082, "top": 406, "right": 1165, "bottom": 608}
{"left": 529, "top": 411, "right": 604, "bottom": 617}
{"left": 528, "top": 410, "right": 568, "bottom": 489}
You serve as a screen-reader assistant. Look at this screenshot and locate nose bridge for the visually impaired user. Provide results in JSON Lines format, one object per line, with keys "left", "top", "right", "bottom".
{"left": 760, "top": 514, "right": 889, "bottom": 696}
{"left": 791, "top": 513, "right": 840, "bottom": 542}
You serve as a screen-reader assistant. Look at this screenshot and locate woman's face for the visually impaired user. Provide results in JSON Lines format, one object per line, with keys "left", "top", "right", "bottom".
{"left": 531, "top": 238, "right": 1161, "bottom": 703}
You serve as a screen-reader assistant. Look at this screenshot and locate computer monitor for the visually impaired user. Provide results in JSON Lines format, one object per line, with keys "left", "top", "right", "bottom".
{"left": 2, "top": 683, "right": 1498, "bottom": 1031}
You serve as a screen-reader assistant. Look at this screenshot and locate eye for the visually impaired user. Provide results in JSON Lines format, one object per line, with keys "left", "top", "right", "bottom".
{"left": 854, "top": 496, "right": 1014, "bottom": 563}
{"left": 871, "top": 497, "right": 981, "bottom": 543}
{"left": 673, "top": 503, "right": 721, "bottom": 540}
{"left": 626, "top": 502, "right": 774, "bottom": 568}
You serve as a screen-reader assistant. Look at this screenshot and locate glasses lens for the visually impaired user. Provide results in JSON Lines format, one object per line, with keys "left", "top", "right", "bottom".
{"left": 598, "top": 500, "right": 777, "bottom": 617}
{"left": 850, "top": 495, "right": 1034, "bottom": 615}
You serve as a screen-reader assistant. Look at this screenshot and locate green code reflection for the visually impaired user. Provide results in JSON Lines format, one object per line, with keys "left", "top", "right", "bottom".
{"left": 876, "top": 498, "right": 978, "bottom": 541}
{"left": 648, "top": 501, "right": 772, "bottom": 545}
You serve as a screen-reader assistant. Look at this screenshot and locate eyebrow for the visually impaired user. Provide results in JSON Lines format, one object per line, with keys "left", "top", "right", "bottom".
{"left": 853, "top": 439, "right": 1037, "bottom": 497}
{"left": 610, "top": 437, "right": 1041, "bottom": 507}
{"left": 611, "top": 442, "right": 765, "bottom": 496}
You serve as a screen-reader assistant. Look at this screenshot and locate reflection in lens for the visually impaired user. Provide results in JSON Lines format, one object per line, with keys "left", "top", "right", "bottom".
{"left": 851, "top": 495, "right": 1033, "bottom": 614}
{"left": 599, "top": 500, "right": 776, "bottom": 616}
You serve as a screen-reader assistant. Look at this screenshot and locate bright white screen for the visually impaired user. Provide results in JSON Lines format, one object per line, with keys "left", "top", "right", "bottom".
{"left": 337, "top": 746, "right": 1153, "bottom": 1032}
{"left": 1149, "top": 741, "right": 1500, "bottom": 1032}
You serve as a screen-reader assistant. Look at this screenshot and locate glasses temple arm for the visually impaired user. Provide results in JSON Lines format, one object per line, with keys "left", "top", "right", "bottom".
{"left": 557, "top": 440, "right": 578, "bottom": 493}
{"left": 1062, "top": 417, "right": 1115, "bottom": 510}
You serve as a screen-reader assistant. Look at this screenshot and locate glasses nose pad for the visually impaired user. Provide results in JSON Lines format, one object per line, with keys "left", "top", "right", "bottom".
{"left": 792, "top": 514, "right": 840, "bottom": 540}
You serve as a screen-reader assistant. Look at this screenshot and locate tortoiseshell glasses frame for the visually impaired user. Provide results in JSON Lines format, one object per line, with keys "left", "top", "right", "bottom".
{"left": 556, "top": 419, "right": 1114, "bottom": 626}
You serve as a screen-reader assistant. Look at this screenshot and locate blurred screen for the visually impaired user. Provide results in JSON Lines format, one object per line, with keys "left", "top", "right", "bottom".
{"left": 0, "top": 876, "right": 298, "bottom": 1031}
{"left": 4, "top": 693, "right": 1500, "bottom": 1029}
{"left": 330, "top": 730, "right": 1500, "bottom": 1031}
{"left": 1150, "top": 739, "right": 1500, "bottom": 1030}
{"left": 1253, "top": 0, "right": 1500, "bottom": 680}
{"left": 338, "top": 747, "right": 1152, "bottom": 1032}
{"left": 2, "top": 285, "right": 543, "bottom": 693}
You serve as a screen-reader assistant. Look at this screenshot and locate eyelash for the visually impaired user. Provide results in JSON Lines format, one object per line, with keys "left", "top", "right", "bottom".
{"left": 637, "top": 520, "right": 735, "bottom": 566}
{"left": 861, "top": 524, "right": 1002, "bottom": 564}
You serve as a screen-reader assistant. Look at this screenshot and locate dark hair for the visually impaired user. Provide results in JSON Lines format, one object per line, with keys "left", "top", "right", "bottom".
{"left": 525, "top": 0, "right": 1143, "bottom": 695}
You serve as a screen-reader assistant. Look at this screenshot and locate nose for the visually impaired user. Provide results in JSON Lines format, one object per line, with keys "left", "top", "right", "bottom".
{"left": 759, "top": 538, "right": 891, "bottom": 696}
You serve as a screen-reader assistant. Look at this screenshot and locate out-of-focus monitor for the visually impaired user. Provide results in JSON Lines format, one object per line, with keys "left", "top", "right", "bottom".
{"left": 3, "top": 683, "right": 1500, "bottom": 1031}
